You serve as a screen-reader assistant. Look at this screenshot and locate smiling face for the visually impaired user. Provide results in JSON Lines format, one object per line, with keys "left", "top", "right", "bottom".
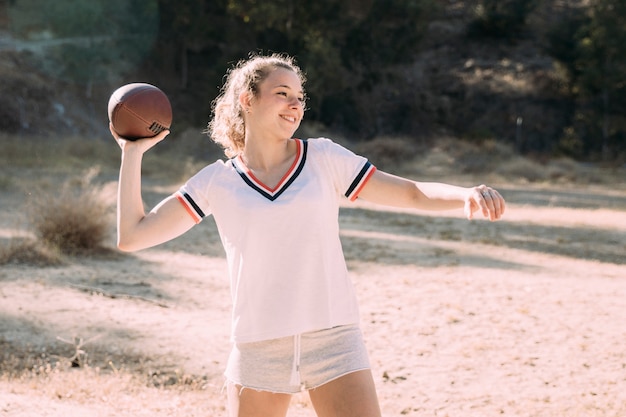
{"left": 243, "top": 67, "right": 305, "bottom": 141}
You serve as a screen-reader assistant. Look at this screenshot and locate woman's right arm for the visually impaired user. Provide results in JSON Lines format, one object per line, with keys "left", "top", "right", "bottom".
{"left": 114, "top": 126, "right": 196, "bottom": 252}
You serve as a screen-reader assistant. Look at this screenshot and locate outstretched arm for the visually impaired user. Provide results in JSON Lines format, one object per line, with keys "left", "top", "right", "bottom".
{"left": 113, "top": 125, "right": 196, "bottom": 252}
{"left": 357, "top": 170, "right": 505, "bottom": 221}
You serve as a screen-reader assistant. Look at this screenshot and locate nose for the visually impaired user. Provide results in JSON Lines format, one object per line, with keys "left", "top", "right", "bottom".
{"left": 288, "top": 94, "right": 302, "bottom": 108}
{"left": 289, "top": 96, "right": 302, "bottom": 109}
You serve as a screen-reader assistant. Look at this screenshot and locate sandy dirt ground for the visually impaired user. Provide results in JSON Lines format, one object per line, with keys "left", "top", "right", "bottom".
{"left": 1, "top": 171, "right": 625, "bottom": 416}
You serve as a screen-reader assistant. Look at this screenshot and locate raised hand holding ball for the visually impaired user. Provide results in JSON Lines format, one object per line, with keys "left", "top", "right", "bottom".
{"left": 108, "top": 83, "right": 172, "bottom": 140}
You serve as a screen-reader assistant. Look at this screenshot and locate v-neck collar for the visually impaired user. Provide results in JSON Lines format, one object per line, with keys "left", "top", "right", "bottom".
{"left": 231, "top": 139, "right": 308, "bottom": 201}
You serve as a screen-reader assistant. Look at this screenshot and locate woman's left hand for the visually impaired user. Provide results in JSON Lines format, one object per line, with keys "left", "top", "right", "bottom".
{"left": 464, "top": 185, "right": 506, "bottom": 221}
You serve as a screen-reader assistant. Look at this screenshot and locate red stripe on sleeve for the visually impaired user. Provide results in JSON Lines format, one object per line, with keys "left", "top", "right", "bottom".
{"left": 176, "top": 193, "right": 202, "bottom": 224}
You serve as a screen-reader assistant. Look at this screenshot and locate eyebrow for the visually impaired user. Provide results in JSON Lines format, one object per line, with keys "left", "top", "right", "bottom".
{"left": 274, "top": 84, "right": 304, "bottom": 95}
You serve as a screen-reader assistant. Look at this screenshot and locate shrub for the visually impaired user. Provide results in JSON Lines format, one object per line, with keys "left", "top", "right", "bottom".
{"left": 28, "top": 167, "right": 114, "bottom": 255}
{"left": 0, "top": 238, "right": 63, "bottom": 266}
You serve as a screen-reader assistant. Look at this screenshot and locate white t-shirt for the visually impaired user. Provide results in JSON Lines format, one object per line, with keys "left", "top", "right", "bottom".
{"left": 176, "top": 137, "right": 376, "bottom": 343}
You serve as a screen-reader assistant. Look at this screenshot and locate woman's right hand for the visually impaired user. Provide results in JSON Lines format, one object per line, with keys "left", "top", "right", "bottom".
{"left": 109, "top": 122, "right": 170, "bottom": 153}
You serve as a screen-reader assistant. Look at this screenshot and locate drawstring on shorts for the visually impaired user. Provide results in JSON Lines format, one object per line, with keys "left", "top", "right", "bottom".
{"left": 289, "top": 333, "right": 302, "bottom": 387}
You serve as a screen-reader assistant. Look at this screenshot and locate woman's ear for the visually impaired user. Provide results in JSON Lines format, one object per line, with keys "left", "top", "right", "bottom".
{"left": 239, "top": 91, "right": 252, "bottom": 113}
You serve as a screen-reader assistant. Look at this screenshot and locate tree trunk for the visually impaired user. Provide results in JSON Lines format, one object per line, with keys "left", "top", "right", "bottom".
{"left": 601, "top": 87, "right": 610, "bottom": 161}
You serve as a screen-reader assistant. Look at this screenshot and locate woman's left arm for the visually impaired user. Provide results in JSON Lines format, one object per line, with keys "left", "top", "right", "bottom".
{"left": 357, "top": 170, "right": 506, "bottom": 221}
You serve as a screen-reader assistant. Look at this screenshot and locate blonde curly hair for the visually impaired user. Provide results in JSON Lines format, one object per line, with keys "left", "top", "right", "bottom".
{"left": 207, "top": 53, "right": 306, "bottom": 158}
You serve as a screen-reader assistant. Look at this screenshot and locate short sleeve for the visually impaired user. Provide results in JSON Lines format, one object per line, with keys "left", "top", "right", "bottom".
{"left": 176, "top": 161, "right": 223, "bottom": 223}
{"left": 312, "top": 138, "right": 377, "bottom": 201}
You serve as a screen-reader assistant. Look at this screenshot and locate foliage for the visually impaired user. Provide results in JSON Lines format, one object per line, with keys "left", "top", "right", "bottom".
{"left": 4, "top": 0, "right": 626, "bottom": 161}
{"left": 468, "top": 0, "right": 538, "bottom": 40}
{"left": 544, "top": 0, "right": 626, "bottom": 160}
{"left": 155, "top": 0, "right": 436, "bottom": 135}
{"left": 576, "top": 0, "right": 626, "bottom": 159}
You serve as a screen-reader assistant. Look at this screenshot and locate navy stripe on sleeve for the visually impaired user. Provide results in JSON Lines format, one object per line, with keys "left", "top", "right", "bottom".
{"left": 344, "top": 161, "right": 373, "bottom": 199}
{"left": 182, "top": 192, "right": 206, "bottom": 219}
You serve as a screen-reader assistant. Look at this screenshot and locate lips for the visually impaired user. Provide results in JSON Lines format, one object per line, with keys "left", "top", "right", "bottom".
{"left": 280, "top": 114, "right": 298, "bottom": 123}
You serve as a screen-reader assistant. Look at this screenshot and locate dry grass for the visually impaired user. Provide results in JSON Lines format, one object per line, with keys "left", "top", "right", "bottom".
{"left": 0, "top": 130, "right": 218, "bottom": 181}
{"left": 0, "top": 336, "right": 223, "bottom": 417}
{"left": 0, "top": 334, "right": 209, "bottom": 390}
{"left": 0, "top": 131, "right": 217, "bottom": 264}
{"left": 0, "top": 134, "right": 120, "bottom": 171}
{"left": 352, "top": 136, "right": 421, "bottom": 171}
{"left": 0, "top": 134, "right": 224, "bottom": 407}
{"left": 0, "top": 237, "right": 64, "bottom": 266}
{"left": 26, "top": 167, "right": 114, "bottom": 255}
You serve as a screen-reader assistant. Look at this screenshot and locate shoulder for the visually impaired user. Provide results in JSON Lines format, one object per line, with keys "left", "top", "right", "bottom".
{"left": 304, "top": 137, "right": 342, "bottom": 147}
{"left": 304, "top": 137, "right": 366, "bottom": 162}
{"left": 194, "top": 158, "right": 231, "bottom": 176}
{"left": 303, "top": 137, "right": 356, "bottom": 155}
{"left": 185, "top": 158, "right": 233, "bottom": 187}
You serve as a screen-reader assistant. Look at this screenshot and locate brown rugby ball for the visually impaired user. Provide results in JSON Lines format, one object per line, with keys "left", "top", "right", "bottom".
{"left": 108, "top": 83, "right": 172, "bottom": 140}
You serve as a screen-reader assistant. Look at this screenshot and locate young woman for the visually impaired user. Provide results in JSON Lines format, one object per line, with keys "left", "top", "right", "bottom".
{"left": 112, "top": 53, "right": 505, "bottom": 417}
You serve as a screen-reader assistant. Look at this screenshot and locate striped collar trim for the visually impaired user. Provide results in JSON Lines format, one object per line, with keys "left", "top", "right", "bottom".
{"left": 231, "top": 139, "right": 307, "bottom": 201}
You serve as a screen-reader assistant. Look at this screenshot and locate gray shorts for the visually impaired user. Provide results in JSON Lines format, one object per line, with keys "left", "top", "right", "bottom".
{"left": 225, "top": 324, "right": 370, "bottom": 394}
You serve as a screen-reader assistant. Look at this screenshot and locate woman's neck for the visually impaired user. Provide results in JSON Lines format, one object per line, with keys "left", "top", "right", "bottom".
{"left": 241, "top": 136, "right": 295, "bottom": 172}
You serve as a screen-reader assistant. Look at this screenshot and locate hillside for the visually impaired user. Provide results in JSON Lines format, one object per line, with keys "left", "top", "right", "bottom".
{"left": 0, "top": 46, "right": 109, "bottom": 139}
{"left": 0, "top": 1, "right": 622, "bottom": 163}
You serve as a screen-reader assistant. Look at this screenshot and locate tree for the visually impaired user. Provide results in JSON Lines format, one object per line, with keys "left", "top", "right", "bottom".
{"left": 544, "top": 0, "right": 626, "bottom": 160}
{"left": 156, "top": 0, "right": 234, "bottom": 90}
{"left": 228, "top": 0, "right": 436, "bottom": 135}
{"left": 468, "top": 0, "right": 538, "bottom": 40}
{"left": 576, "top": 0, "right": 626, "bottom": 160}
